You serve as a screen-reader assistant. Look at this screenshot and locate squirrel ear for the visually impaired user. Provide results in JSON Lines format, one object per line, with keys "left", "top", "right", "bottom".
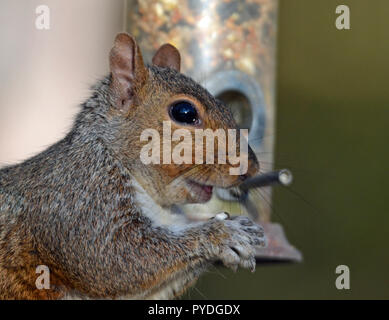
{"left": 152, "top": 44, "right": 181, "bottom": 72}
{"left": 109, "top": 33, "right": 147, "bottom": 107}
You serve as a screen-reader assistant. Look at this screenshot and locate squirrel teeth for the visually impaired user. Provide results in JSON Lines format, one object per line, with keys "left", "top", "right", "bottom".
{"left": 186, "top": 180, "right": 214, "bottom": 203}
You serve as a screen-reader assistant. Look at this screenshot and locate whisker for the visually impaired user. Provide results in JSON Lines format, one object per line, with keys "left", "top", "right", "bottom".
{"left": 207, "top": 264, "right": 227, "bottom": 279}
{"left": 252, "top": 188, "right": 300, "bottom": 247}
{"left": 279, "top": 185, "right": 321, "bottom": 217}
{"left": 193, "top": 285, "right": 207, "bottom": 300}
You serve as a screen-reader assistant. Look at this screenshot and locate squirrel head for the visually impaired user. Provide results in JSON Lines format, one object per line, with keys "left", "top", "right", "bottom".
{"left": 106, "top": 33, "right": 259, "bottom": 207}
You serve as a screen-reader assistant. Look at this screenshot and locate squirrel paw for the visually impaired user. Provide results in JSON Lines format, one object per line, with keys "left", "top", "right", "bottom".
{"left": 217, "top": 215, "right": 267, "bottom": 272}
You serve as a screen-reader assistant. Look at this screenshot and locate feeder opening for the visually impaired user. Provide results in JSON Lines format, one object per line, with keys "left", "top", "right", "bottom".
{"left": 217, "top": 90, "right": 252, "bottom": 131}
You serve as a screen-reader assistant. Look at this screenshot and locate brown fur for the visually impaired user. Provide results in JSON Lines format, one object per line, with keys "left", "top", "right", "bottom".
{"left": 0, "top": 33, "right": 262, "bottom": 299}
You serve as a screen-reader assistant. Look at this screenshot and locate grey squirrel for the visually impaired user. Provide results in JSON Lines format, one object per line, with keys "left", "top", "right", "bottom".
{"left": 0, "top": 33, "right": 265, "bottom": 299}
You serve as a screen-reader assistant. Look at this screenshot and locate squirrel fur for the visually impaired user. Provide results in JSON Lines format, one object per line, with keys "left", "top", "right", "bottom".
{"left": 0, "top": 33, "right": 265, "bottom": 299}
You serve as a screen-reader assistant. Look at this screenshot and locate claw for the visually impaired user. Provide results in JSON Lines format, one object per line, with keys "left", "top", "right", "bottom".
{"left": 249, "top": 257, "right": 256, "bottom": 272}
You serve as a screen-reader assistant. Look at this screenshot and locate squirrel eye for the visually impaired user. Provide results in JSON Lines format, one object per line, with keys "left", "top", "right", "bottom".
{"left": 169, "top": 101, "right": 200, "bottom": 125}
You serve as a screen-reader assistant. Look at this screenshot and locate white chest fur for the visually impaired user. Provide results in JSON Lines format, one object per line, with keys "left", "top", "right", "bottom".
{"left": 129, "top": 176, "right": 193, "bottom": 230}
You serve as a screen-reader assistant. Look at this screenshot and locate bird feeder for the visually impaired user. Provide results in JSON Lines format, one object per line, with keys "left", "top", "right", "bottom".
{"left": 126, "top": 0, "right": 301, "bottom": 262}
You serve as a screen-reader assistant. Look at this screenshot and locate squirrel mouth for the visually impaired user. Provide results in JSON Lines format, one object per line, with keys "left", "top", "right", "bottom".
{"left": 186, "top": 179, "right": 214, "bottom": 203}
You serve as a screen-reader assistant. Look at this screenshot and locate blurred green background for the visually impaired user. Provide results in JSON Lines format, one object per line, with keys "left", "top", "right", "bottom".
{"left": 186, "top": 0, "right": 389, "bottom": 299}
